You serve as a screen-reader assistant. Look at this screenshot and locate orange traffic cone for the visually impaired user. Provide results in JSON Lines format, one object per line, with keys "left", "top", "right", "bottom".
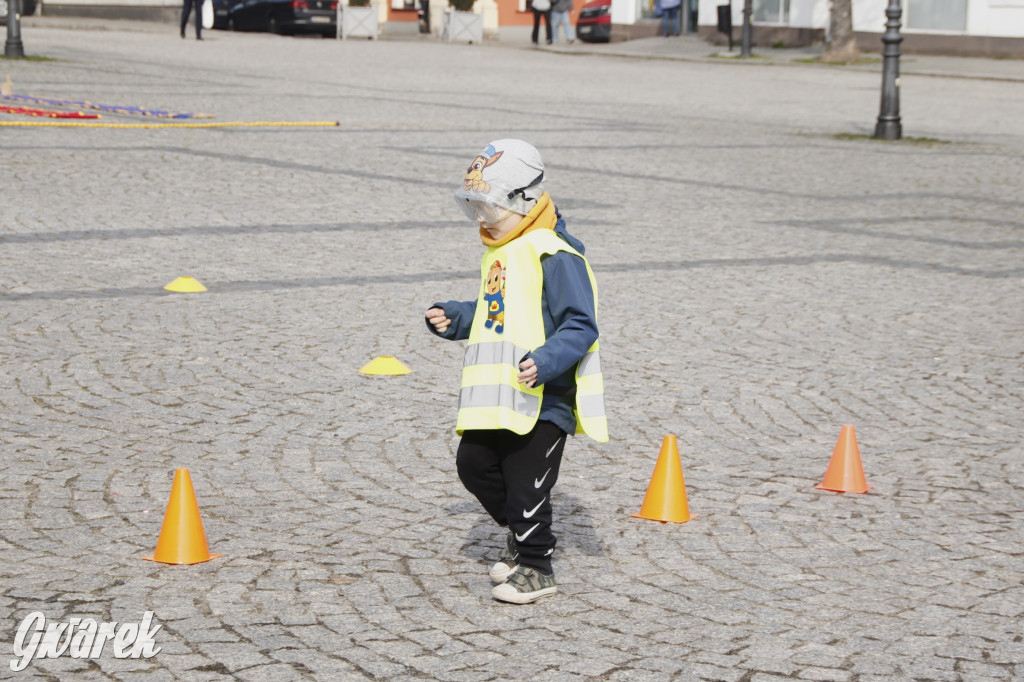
{"left": 632, "top": 435, "right": 694, "bottom": 523}
{"left": 816, "top": 425, "right": 872, "bottom": 494}
{"left": 143, "top": 468, "right": 222, "bottom": 565}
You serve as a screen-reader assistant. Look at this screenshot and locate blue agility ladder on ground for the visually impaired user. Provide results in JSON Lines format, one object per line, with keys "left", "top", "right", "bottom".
{"left": 0, "top": 94, "right": 212, "bottom": 119}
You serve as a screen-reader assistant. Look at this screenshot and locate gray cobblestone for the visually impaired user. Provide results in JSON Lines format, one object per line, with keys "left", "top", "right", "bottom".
{"left": 1, "top": 15, "right": 1022, "bottom": 682}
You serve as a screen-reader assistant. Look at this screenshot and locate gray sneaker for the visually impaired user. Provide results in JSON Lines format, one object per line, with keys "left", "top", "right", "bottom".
{"left": 489, "top": 532, "right": 519, "bottom": 584}
{"left": 491, "top": 565, "right": 557, "bottom": 604}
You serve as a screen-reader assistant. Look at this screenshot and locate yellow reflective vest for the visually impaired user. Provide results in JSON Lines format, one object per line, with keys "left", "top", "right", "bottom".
{"left": 456, "top": 229, "right": 608, "bottom": 443}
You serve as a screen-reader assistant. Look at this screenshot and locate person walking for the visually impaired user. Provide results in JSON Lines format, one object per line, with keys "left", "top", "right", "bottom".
{"left": 657, "top": 0, "right": 681, "bottom": 35}
{"left": 530, "top": 0, "right": 553, "bottom": 45}
{"left": 425, "top": 139, "right": 609, "bottom": 604}
{"left": 551, "top": 0, "right": 574, "bottom": 44}
{"left": 418, "top": 0, "right": 430, "bottom": 33}
{"left": 180, "top": 0, "right": 204, "bottom": 39}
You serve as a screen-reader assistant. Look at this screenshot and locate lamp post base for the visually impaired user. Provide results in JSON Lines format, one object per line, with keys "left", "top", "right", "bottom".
{"left": 5, "top": 40, "right": 26, "bottom": 58}
{"left": 5, "top": 0, "right": 26, "bottom": 59}
{"left": 874, "top": 117, "right": 901, "bottom": 140}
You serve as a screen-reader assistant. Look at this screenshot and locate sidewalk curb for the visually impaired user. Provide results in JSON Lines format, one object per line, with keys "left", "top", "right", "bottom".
{"left": 15, "top": 15, "right": 1024, "bottom": 82}
{"left": 540, "top": 42, "right": 1024, "bottom": 83}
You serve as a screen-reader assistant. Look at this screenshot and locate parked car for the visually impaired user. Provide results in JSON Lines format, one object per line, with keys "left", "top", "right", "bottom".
{"left": 227, "top": 0, "right": 337, "bottom": 36}
{"left": 1, "top": 0, "right": 38, "bottom": 25}
{"left": 575, "top": 0, "right": 610, "bottom": 42}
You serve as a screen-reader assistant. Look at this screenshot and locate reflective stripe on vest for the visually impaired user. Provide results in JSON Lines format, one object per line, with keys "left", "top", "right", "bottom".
{"left": 459, "top": 384, "right": 540, "bottom": 418}
{"left": 463, "top": 340, "right": 532, "bottom": 369}
{"left": 456, "top": 229, "right": 608, "bottom": 442}
{"left": 578, "top": 348, "right": 601, "bottom": 377}
{"left": 577, "top": 393, "right": 605, "bottom": 420}
{"left": 574, "top": 343, "right": 608, "bottom": 442}
{"left": 459, "top": 339, "right": 542, "bottom": 432}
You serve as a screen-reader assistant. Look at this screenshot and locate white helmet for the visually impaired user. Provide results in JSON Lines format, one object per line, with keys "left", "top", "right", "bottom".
{"left": 454, "top": 139, "right": 545, "bottom": 223}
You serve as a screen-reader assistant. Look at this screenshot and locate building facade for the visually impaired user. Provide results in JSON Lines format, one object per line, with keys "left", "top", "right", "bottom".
{"left": 32, "top": 0, "right": 1024, "bottom": 55}
{"left": 697, "top": 0, "right": 1024, "bottom": 56}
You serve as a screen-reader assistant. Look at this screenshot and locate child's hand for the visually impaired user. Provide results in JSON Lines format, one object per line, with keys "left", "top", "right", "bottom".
{"left": 518, "top": 358, "right": 538, "bottom": 388}
{"left": 425, "top": 307, "right": 450, "bottom": 334}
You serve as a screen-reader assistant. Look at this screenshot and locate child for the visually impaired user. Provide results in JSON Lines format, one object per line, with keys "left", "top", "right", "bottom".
{"left": 425, "top": 139, "right": 608, "bottom": 604}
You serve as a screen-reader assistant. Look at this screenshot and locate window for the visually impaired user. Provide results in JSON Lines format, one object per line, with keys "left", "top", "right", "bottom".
{"left": 753, "top": 0, "right": 789, "bottom": 23}
{"left": 907, "top": 0, "right": 967, "bottom": 30}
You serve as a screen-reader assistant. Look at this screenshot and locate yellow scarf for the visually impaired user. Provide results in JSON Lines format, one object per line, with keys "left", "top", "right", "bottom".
{"left": 479, "top": 192, "right": 556, "bottom": 247}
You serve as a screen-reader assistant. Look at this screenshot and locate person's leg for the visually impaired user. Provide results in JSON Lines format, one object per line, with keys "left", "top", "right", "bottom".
{"left": 195, "top": 0, "right": 203, "bottom": 38}
{"left": 456, "top": 430, "right": 508, "bottom": 525}
{"left": 531, "top": 9, "right": 540, "bottom": 43}
{"left": 498, "top": 421, "right": 566, "bottom": 574}
{"left": 490, "top": 422, "right": 566, "bottom": 603}
{"left": 180, "top": 0, "right": 191, "bottom": 37}
{"left": 672, "top": 5, "right": 681, "bottom": 34}
{"left": 544, "top": 10, "right": 552, "bottom": 43}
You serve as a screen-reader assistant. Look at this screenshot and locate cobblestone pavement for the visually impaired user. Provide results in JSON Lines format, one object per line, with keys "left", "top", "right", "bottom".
{"left": 1, "top": 20, "right": 1022, "bottom": 681}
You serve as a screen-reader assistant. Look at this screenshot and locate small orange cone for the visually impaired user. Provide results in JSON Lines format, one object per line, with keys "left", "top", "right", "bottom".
{"left": 143, "top": 468, "right": 222, "bottom": 565}
{"left": 816, "top": 425, "right": 872, "bottom": 494}
{"left": 632, "top": 435, "right": 694, "bottom": 523}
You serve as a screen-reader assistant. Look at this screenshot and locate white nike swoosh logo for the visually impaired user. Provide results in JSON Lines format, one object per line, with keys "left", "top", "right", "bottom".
{"left": 544, "top": 549, "right": 553, "bottom": 556}
{"left": 515, "top": 523, "right": 540, "bottom": 543}
{"left": 545, "top": 437, "right": 563, "bottom": 458}
{"left": 534, "top": 468, "right": 551, "bottom": 488}
{"left": 523, "top": 498, "right": 546, "bottom": 519}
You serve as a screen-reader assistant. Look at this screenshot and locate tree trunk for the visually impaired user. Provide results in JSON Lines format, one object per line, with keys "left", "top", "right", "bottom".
{"left": 822, "top": 0, "right": 860, "bottom": 61}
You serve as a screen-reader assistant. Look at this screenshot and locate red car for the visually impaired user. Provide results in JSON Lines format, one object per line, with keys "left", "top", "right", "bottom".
{"left": 575, "top": 0, "right": 611, "bottom": 42}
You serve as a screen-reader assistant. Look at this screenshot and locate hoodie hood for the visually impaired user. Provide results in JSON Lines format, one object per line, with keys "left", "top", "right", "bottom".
{"left": 554, "top": 209, "right": 585, "bottom": 255}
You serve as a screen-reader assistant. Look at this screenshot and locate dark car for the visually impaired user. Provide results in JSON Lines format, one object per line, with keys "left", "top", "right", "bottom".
{"left": 227, "top": 0, "right": 337, "bottom": 36}
{"left": 1, "top": 0, "right": 38, "bottom": 25}
{"left": 575, "top": 0, "right": 610, "bottom": 42}
{"left": 210, "top": 0, "right": 234, "bottom": 29}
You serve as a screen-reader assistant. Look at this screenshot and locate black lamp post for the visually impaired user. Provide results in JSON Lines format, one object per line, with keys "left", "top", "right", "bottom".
{"left": 740, "top": 0, "right": 752, "bottom": 56}
{"left": 874, "top": 0, "right": 902, "bottom": 139}
{"left": 4, "top": 0, "right": 25, "bottom": 58}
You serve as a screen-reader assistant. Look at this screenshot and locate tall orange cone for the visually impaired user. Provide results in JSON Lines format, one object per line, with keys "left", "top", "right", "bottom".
{"left": 816, "top": 425, "right": 872, "bottom": 494}
{"left": 143, "top": 468, "right": 222, "bottom": 565}
{"left": 632, "top": 435, "right": 693, "bottom": 523}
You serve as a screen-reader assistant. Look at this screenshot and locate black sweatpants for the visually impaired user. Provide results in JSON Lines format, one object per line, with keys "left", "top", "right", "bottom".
{"left": 456, "top": 421, "right": 567, "bottom": 574}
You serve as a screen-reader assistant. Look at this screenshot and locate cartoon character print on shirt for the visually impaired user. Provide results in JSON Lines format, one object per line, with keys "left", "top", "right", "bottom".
{"left": 464, "top": 144, "right": 503, "bottom": 193}
{"left": 483, "top": 260, "right": 506, "bottom": 335}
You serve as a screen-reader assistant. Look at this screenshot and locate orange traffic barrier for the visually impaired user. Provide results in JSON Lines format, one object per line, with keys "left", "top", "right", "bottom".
{"left": 143, "top": 468, "right": 222, "bottom": 565}
{"left": 632, "top": 435, "right": 694, "bottom": 523}
{"left": 816, "top": 425, "right": 872, "bottom": 494}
